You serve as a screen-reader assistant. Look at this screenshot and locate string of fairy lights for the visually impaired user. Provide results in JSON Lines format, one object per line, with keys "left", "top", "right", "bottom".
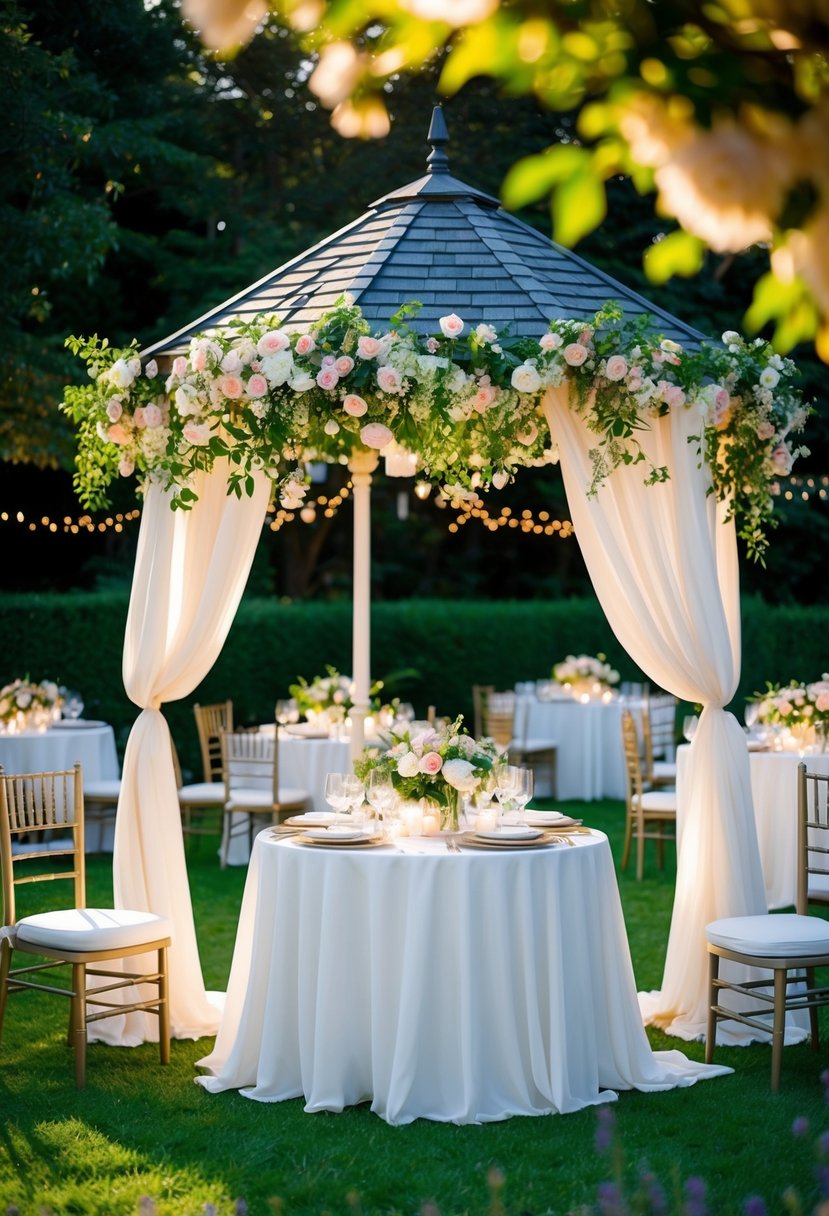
{"left": 2, "top": 473, "right": 827, "bottom": 540}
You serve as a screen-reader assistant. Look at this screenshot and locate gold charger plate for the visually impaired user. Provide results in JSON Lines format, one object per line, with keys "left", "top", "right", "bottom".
{"left": 457, "top": 831, "right": 558, "bottom": 850}
{"left": 297, "top": 833, "right": 385, "bottom": 849}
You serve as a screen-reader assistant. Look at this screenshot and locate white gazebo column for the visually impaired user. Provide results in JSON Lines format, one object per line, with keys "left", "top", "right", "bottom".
{"left": 348, "top": 447, "right": 379, "bottom": 765}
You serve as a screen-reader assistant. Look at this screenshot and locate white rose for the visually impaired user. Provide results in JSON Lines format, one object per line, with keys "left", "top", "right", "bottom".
{"left": 260, "top": 350, "right": 295, "bottom": 386}
{"left": 722, "top": 330, "right": 740, "bottom": 344}
{"left": 109, "top": 358, "right": 136, "bottom": 390}
{"left": 511, "top": 363, "right": 542, "bottom": 393}
{"left": 442, "top": 758, "right": 478, "bottom": 793}
{"left": 439, "top": 313, "right": 464, "bottom": 338}
{"left": 396, "top": 752, "right": 420, "bottom": 778}
{"left": 759, "top": 367, "right": 780, "bottom": 388}
{"left": 289, "top": 373, "right": 316, "bottom": 392}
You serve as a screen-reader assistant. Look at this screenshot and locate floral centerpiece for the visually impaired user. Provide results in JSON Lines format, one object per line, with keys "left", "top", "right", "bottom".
{"left": 751, "top": 675, "right": 829, "bottom": 750}
{"left": 0, "top": 678, "right": 63, "bottom": 732}
{"left": 552, "top": 653, "right": 620, "bottom": 700}
{"left": 355, "top": 715, "right": 498, "bottom": 832}
{"left": 288, "top": 666, "right": 388, "bottom": 727}
{"left": 62, "top": 298, "right": 811, "bottom": 562}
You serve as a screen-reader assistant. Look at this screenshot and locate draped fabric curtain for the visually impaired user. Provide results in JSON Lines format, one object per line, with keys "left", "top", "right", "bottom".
{"left": 543, "top": 384, "right": 770, "bottom": 1041}
{"left": 96, "top": 464, "right": 271, "bottom": 1045}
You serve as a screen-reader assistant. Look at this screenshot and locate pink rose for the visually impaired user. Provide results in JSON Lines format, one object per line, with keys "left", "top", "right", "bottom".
{"left": 132, "top": 407, "right": 146, "bottom": 428}
{"left": 376, "top": 366, "right": 402, "bottom": 393}
{"left": 770, "top": 443, "right": 793, "bottom": 475}
{"left": 322, "top": 354, "right": 336, "bottom": 367}
{"left": 107, "top": 423, "right": 129, "bottom": 445}
{"left": 419, "top": 751, "right": 443, "bottom": 775}
{"left": 144, "top": 360, "right": 158, "bottom": 379}
{"left": 425, "top": 337, "right": 439, "bottom": 353}
{"left": 316, "top": 367, "right": 340, "bottom": 391}
{"left": 294, "top": 334, "right": 316, "bottom": 356}
{"left": 357, "top": 336, "right": 383, "bottom": 359}
{"left": 473, "top": 385, "right": 497, "bottom": 412}
{"left": 256, "top": 330, "right": 290, "bottom": 355}
{"left": 219, "top": 374, "right": 243, "bottom": 399}
{"left": 438, "top": 313, "right": 464, "bottom": 339}
{"left": 778, "top": 698, "right": 793, "bottom": 717}
{"left": 605, "top": 355, "right": 628, "bottom": 382}
{"left": 662, "top": 385, "right": 686, "bottom": 409}
{"left": 246, "top": 374, "right": 269, "bottom": 398}
{"left": 118, "top": 457, "right": 135, "bottom": 477}
{"left": 172, "top": 356, "right": 188, "bottom": 378}
{"left": 183, "top": 421, "right": 211, "bottom": 446}
{"left": 106, "top": 401, "right": 123, "bottom": 422}
{"left": 335, "top": 355, "right": 354, "bottom": 376}
{"left": 816, "top": 692, "right": 829, "bottom": 712}
{"left": 563, "top": 343, "right": 589, "bottom": 367}
{"left": 192, "top": 348, "right": 208, "bottom": 372}
{"left": 539, "top": 332, "right": 562, "bottom": 351}
{"left": 143, "top": 404, "right": 162, "bottom": 428}
{"left": 578, "top": 329, "right": 592, "bottom": 345}
{"left": 757, "top": 421, "right": 775, "bottom": 441}
{"left": 360, "top": 422, "right": 393, "bottom": 449}
{"left": 343, "top": 393, "right": 368, "bottom": 417}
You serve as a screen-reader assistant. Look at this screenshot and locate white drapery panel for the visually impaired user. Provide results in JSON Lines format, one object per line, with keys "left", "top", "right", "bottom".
{"left": 102, "top": 464, "right": 270, "bottom": 1044}
{"left": 543, "top": 384, "right": 769, "bottom": 1041}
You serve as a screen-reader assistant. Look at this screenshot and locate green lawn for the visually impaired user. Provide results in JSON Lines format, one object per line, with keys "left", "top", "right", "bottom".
{"left": 0, "top": 801, "right": 826, "bottom": 1216}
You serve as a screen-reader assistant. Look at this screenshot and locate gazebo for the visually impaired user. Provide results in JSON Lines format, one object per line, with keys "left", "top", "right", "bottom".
{"left": 66, "top": 106, "right": 808, "bottom": 1070}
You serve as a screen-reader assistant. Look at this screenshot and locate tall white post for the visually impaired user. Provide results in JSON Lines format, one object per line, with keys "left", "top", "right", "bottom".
{"left": 348, "top": 447, "right": 379, "bottom": 766}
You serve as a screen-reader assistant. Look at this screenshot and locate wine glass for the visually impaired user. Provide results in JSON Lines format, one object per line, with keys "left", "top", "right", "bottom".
{"left": 342, "top": 773, "right": 366, "bottom": 824}
{"left": 324, "top": 772, "right": 351, "bottom": 827}
{"left": 682, "top": 715, "right": 699, "bottom": 743}
{"left": 493, "top": 762, "right": 518, "bottom": 825}
{"left": 61, "top": 689, "right": 85, "bottom": 721}
{"left": 510, "top": 767, "right": 533, "bottom": 825}
{"left": 396, "top": 702, "right": 415, "bottom": 726}
{"left": 367, "top": 769, "right": 397, "bottom": 831}
{"left": 744, "top": 701, "right": 760, "bottom": 732}
{"left": 275, "top": 698, "right": 299, "bottom": 729}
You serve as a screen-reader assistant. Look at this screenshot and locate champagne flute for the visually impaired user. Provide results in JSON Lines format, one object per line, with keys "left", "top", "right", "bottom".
{"left": 275, "top": 698, "right": 299, "bottom": 729}
{"left": 493, "top": 762, "right": 518, "bottom": 825}
{"left": 367, "top": 769, "right": 397, "bottom": 833}
{"left": 324, "top": 772, "right": 350, "bottom": 828}
{"left": 510, "top": 767, "right": 533, "bottom": 826}
{"left": 744, "top": 701, "right": 760, "bottom": 732}
{"left": 342, "top": 773, "right": 366, "bottom": 825}
{"left": 61, "top": 689, "right": 85, "bottom": 721}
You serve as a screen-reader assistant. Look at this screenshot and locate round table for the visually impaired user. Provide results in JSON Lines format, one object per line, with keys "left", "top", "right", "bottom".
{"left": 517, "top": 694, "right": 636, "bottom": 800}
{"left": 196, "top": 829, "right": 726, "bottom": 1124}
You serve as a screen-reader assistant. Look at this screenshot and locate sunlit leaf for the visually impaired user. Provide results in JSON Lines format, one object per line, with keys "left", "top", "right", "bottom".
{"left": 502, "top": 145, "right": 589, "bottom": 210}
{"left": 643, "top": 230, "right": 705, "bottom": 283}
{"left": 552, "top": 168, "right": 606, "bottom": 246}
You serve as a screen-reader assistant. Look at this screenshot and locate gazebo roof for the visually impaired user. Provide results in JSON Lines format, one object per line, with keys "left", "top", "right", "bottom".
{"left": 143, "top": 107, "right": 705, "bottom": 359}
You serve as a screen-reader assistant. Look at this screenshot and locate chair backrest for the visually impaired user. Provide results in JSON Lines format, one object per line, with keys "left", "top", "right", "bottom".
{"left": 796, "top": 763, "right": 829, "bottom": 915}
{"left": 221, "top": 729, "right": 278, "bottom": 805}
{"left": 480, "top": 690, "right": 516, "bottom": 749}
{"left": 0, "top": 763, "right": 85, "bottom": 926}
{"left": 621, "top": 710, "right": 645, "bottom": 803}
{"left": 642, "top": 693, "right": 678, "bottom": 774}
{"left": 194, "top": 700, "right": 234, "bottom": 783}
{"left": 471, "top": 685, "right": 493, "bottom": 740}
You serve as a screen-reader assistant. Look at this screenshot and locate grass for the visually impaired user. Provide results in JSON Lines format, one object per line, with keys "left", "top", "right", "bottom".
{"left": 0, "top": 800, "right": 827, "bottom": 1216}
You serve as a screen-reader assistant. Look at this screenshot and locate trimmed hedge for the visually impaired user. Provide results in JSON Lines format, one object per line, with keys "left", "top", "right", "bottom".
{"left": 0, "top": 592, "right": 825, "bottom": 778}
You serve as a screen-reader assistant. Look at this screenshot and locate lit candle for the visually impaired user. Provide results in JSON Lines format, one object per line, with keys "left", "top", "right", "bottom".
{"left": 475, "top": 809, "right": 496, "bottom": 832}
{"left": 422, "top": 812, "right": 440, "bottom": 836}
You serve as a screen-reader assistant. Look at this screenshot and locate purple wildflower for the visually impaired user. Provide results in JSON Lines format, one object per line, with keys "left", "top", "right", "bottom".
{"left": 596, "top": 1106, "right": 616, "bottom": 1154}
{"left": 597, "top": 1180, "right": 626, "bottom": 1216}
{"left": 684, "top": 1175, "right": 708, "bottom": 1216}
{"left": 820, "top": 1131, "right": 829, "bottom": 1155}
{"left": 792, "top": 1117, "right": 811, "bottom": 1138}
{"left": 743, "top": 1197, "right": 767, "bottom": 1216}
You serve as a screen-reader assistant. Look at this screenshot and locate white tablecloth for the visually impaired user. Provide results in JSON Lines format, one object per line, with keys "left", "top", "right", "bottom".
{"left": 0, "top": 723, "right": 119, "bottom": 783}
{"left": 278, "top": 733, "right": 350, "bottom": 813}
{"left": 518, "top": 694, "right": 631, "bottom": 800}
{"left": 196, "top": 830, "right": 727, "bottom": 1124}
{"left": 677, "top": 744, "right": 829, "bottom": 910}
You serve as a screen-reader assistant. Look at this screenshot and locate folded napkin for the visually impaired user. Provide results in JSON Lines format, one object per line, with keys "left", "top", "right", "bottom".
{"left": 523, "top": 810, "right": 580, "bottom": 828}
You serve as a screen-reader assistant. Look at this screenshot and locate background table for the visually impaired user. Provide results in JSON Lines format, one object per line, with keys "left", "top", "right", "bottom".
{"left": 0, "top": 722, "right": 120, "bottom": 853}
{"left": 196, "top": 830, "right": 725, "bottom": 1124}
{"left": 677, "top": 744, "right": 829, "bottom": 910}
{"left": 517, "top": 694, "right": 634, "bottom": 800}
{"left": 278, "top": 731, "right": 350, "bottom": 813}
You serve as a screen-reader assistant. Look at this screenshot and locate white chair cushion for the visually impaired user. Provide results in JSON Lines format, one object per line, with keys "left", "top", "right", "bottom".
{"left": 178, "top": 781, "right": 225, "bottom": 806}
{"left": 15, "top": 908, "right": 172, "bottom": 953}
{"left": 83, "top": 779, "right": 121, "bottom": 800}
{"left": 636, "top": 791, "right": 677, "bottom": 812}
{"left": 516, "top": 737, "right": 557, "bottom": 753}
{"left": 706, "top": 913, "right": 829, "bottom": 957}
{"left": 226, "top": 787, "right": 308, "bottom": 811}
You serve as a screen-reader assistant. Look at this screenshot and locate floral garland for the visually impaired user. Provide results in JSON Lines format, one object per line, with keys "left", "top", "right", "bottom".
{"left": 0, "top": 678, "right": 62, "bottom": 725}
{"left": 62, "top": 299, "right": 811, "bottom": 560}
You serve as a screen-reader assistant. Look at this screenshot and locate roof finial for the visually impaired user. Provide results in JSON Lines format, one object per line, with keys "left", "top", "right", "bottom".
{"left": 426, "top": 104, "right": 450, "bottom": 175}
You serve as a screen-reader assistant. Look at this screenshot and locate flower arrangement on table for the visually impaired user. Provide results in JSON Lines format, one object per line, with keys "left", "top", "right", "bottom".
{"left": 552, "top": 654, "right": 620, "bottom": 701}
{"left": 288, "top": 666, "right": 390, "bottom": 729}
{"left": 62, "top": 298, "right": 811, "bottom": 562}
{"left": 750, "top": 675, "right": 829, "bottom": 751}
{"left": 0, "top": 678, "right": 63, "bottom": 732}
{"left": 354, "top": 716, "right": 498, "bottom": 832}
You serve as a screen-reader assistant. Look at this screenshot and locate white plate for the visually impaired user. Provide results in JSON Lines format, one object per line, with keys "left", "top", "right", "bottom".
{"left": 305, "top": 826, "right": 366, "bottom": 841}
{"left": 51, "top": 720, "right": 106, "bottom": 730}
{"left": 476, "top": 826, "right": 543, "bottom": 841}
{"left": 524, "top": 810, "right": 580, "bottom": 828}
{"left": 284, "top": 812, "right": 335, "bottom": 826}
{"left": 285, "top": 723, "right": 333, "bottom": 739}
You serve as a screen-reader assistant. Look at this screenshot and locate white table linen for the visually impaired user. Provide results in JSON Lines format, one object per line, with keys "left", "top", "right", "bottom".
{"left": 196, "top": 830, "right": 728, "bottom": 1125}
{"left": 677, "top": 745, "right": 829, "bottom": 910}
{"left": 0, "top": 722, "right": 119, "bottom": 783}
{"left": 517, "top": 694, "right": 634, "bottom": 800}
